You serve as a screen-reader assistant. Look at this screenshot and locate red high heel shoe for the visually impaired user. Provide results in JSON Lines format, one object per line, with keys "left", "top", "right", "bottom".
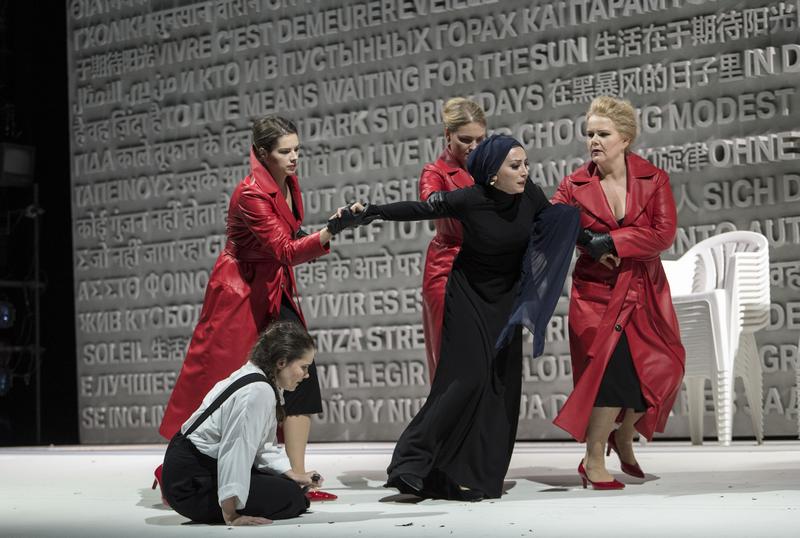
{"left": 305, "top": 489, "right": 338, "bottom": 501}
{"left": 152, "top": 464, "right": 170, "bottom": 507}
{"left": 577, "top": 461, "right": 625, "bottom": 490}
{"left": 606, "top": 430, "right": 645, "bottom": 478}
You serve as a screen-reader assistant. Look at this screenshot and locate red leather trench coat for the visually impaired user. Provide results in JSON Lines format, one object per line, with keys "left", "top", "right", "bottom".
{"left": 419, "top": 148, "right": 474, "bottom": 381}
{"left": 159, "top": 149, "right": 329, "bottom": 439}
{"left": 551, "top": 152, "right": 685, "bottom": 442}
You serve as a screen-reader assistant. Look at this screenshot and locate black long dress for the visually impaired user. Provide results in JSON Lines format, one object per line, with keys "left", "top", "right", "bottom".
{"left": 372, "top": 181, "right": 551, "bottom": 500}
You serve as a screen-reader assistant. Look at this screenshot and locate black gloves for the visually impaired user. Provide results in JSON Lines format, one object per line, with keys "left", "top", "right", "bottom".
{"left": 326, "top": 204, "right": 380, "bottom": 236}
{"left": 357, "top": 204, "right": 381, "bottom": 225}
{"left": 577, "top": 228, "right": 616, "bottom": 260}
{"left": 326, "top": 207, "right": 361, "bottom": 236}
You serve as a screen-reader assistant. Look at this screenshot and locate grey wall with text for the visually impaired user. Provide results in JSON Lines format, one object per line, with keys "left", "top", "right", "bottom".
{"left": 67, "top": 0, "right": 800, "bottom": 443}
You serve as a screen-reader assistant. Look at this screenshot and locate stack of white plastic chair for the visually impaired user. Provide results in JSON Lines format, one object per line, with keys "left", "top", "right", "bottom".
{"left": 662, "top": 231, "right": 770, "bottom": 446}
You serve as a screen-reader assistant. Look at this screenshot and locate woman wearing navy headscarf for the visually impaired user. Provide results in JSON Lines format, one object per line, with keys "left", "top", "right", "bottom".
{"left": 331, "top": 135, "right": 579, "bottom": 501}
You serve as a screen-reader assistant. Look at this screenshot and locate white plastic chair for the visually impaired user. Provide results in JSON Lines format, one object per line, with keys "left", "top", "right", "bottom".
{"left": 662, "top": 231, "right": 770, "bottom": 446}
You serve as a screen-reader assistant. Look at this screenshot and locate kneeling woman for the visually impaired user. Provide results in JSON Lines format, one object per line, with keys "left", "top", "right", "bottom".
{"left": 162, "top": 321, "right": 323, "bottom": 525}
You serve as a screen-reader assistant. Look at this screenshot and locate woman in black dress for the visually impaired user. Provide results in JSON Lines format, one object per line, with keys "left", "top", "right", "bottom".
{"left": 339, "top": 135, "right": 579, "bottom": 501}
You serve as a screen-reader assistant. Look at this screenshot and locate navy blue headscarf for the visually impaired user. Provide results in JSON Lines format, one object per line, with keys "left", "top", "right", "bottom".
{"left": 466, "top": 134, "right": 522, "bottom": 186}
{"left": 465, "top": 134, "right": 580, "bottom": 358}
{"left": 463, "top": 134, "right": 581, "bottom": 356}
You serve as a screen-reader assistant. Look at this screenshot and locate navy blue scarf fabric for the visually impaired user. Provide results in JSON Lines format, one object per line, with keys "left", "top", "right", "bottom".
{"left": 466, "top": 134, "right": 522, "bottom": 186}
{"left": 495, "top": 203, "right": 581, "bottom": 356}
{"left": 467, "top": 133, "right": 579, "bottom": 356}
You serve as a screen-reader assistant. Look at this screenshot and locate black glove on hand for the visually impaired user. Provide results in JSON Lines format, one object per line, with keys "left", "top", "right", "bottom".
{"left": 578, "top": 228, "right": 616, "bottom": 260}
{"left": 357, "top": 204, "right": 381, "bottom": 226}
{"left": 326, "top": 203, "right": 382, "bottom": 235}
{"left": 326, "top": 207, "right": 361, "bottom": 236}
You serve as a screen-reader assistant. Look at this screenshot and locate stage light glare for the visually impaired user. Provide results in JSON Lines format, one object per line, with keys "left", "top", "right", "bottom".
{"left": 0, "top": 301, "right": 15, "bottom": 329}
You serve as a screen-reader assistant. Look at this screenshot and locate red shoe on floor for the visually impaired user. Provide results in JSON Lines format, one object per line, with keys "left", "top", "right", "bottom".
{"left": 152, "top": 464, "right": 170, "bottom": 507}
{"left": 578, "top": 461, "right": 625, "bottom": 490}
{"left": 305, "top": 490, "right": 338, "bottom": 501}
{"left": 606, "top": 430, "right": 646, "bottom": 478}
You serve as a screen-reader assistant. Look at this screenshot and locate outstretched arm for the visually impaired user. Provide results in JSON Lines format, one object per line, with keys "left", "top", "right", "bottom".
{"left": 239, "top": 190, "right": 330, "bottom": 264}
{"left": 364, "top": 191, "right": 456, "bottom": 222}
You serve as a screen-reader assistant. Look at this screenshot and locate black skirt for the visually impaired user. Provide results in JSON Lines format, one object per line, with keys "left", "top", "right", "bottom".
{"left": 279, "top": 297, "right": 323, "bottom": 416}
{"left": 594, "top": 332, "right": 647, "bottom": 412}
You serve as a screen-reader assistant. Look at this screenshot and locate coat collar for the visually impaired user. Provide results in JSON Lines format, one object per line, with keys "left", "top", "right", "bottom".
{"left": 569, "top": 152, "right": 660, "bottom": 229}
{"left": 248, "top": 148, "right": 304, "bottom": 227}
{"left": 435, "top": 148, "right": 474, "bottom": 189}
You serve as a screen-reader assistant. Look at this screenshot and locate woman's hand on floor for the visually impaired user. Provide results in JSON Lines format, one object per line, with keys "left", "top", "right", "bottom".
{"left": 221, "top": 497, "right": 272, "bottom": 526}
{"left": 227, "top": 514, "right": 273, "bottom": 526}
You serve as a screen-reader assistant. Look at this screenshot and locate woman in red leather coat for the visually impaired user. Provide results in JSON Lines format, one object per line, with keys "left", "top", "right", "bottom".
{"left": 158, "top": 116, "right": 347, "bottom": 502}
{"left": 419, "top": 98, "right": 486, "bottom": 381}
{"left": 551, "top": 97, "right": 685, "bottom": 489}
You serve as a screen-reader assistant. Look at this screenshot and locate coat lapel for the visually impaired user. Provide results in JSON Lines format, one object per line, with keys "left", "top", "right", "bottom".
{"left": 287, "top": 174, "right": 304, "bottom": 224}
{"left": 623, "top": 153, "right": 660, "bottom": 225}
{"left": 570, "top": 154, "right": 661, "bottom": 229}
{"left": 249, "top": 148, "right": 299, "bottom": 230}
{"left": 570, "top": 162, "right": 618, "bottom": 229}
{"left": 437, "top": 148, "right": 474, "bottom": 189}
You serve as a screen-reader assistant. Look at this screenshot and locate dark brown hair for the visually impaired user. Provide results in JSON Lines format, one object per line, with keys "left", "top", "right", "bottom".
{"left": 251, "top": 115, "right": 298, "bottom": 153}
{"left": 248, "top": 320, "right": 315, "bottom": 422}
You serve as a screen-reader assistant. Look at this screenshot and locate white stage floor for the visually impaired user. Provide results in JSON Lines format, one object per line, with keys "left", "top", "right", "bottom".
{"left": 1, "top": 441, "right": 798, "bottom": 537}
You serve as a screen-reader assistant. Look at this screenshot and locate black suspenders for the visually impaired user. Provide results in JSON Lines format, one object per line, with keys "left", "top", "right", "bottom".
{"left": 183, "top": 373, "right": 268, "bottom": 436}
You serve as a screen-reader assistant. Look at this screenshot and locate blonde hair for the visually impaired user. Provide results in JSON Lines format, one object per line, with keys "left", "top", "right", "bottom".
{"left": 442, "top": 97, "right": 486, "bottom": 132}
{"left": 587, "top": 96, "right": 638, "bottom": 146}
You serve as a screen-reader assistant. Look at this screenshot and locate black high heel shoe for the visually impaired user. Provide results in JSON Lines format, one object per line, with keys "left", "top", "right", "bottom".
{"left": 385, "top": 473, "right": 424, "bottom": 495}
{"left": 454, "top": 485, "right": 485, "bottom": 502}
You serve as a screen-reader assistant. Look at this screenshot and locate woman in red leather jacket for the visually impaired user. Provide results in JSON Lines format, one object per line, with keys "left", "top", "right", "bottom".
{"left": 551, "top": 97, "right": 685, "bottom": 489}
{"left": 158, "top": 116, "right": 349, "bottom": 502}
{"left": 419, "top": 98, "right": 486, "bottom": 381}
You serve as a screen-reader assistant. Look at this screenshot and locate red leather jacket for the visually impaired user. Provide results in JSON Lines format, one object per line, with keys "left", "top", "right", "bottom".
{"left": 224, "top": 150, "right": 329, "bottom": 323}
{"left": 419, "top": 148, "right": 474, "bottom": 381}
{"left": 159, "top": 149, "right": 329, "bottom": 439}
{"left": 551, "top": 152, "right": 685, "bottom": 441}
